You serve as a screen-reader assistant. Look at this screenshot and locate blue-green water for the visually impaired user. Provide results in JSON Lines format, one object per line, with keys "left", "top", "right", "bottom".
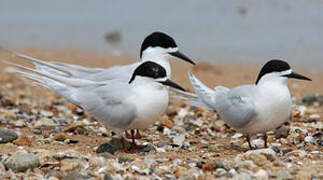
{"left": 0, "top": 0, "right": 322, "bottom": 70}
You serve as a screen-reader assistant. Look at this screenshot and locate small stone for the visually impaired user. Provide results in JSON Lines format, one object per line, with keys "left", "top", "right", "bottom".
{"left": 54, "top": 133, "right": 68, "bottom": 141}
{"left": 139, "top": 144, "right": 156, "bottom": 152}
{"left": 166, "top": 108, "right": 177, "bottom": 117}
{"left": 13, "top": 135, "right": 32, "bottom": 146}
{"left": 233, "top": 172, "right": 252, "bottom": 180}
{"left": 103, "top": 173, "right": 113, "bottom": 180}
{"left": 160, "top": 118, "right": 173, "bottom": 128}
{"left": 208, "top": 144, "right": 223, "bottom": 153}
{"left": 60, "top": 159, "right": 87, "bottom": 173}
{"left": 98, "top": 152, "right": 116, "bottom": 159}
{"left": 304, "top": 135, "right": 314, "bottom": 143}
{"left": 35, "top": 118, "right": 56, "bottom": 127}
{"left": 274, "top": 126, "right": 290, "bottom": 139}
{"left": 156, "top": 125, "right": 164, "bottom": 132}
{"left": 245, "top": 148, "right": 276, "bottom": 161}
{"left": 239, "top": 152, "right": 269, "bottom": 167}
{"left": 172, "top": 134, "right": 185, "bottom": 147}
{"left": 271, "top": 170, "right": 292, "bottom": 180}
{"left": 0, "top": 129, "right": 18, "bottom": 143}
{"left": 63, "top": 121, "right": 84, "bottom": 132}
{"left": 96, "top": 138, "right": 131, "bottom": 154}
{"left": 232, "top": 133, "right": 243, "bottom": 138}
{"left": 295, "top": 171, "right": 311, "bottom": 180}
{"left": 302, "top": 94, "right": 323, "bottom": 105}
{"left": 13, "top": 120, "right": 26, "bottom": 127}
{"left": 214, "top": 160, "right": 224, "bottom": 169}
{"left": 178, "top": 167, "right": 202, "bottom": 180}
{"left": 4, "top": 152, "right": 40, "bottom": 172}
{"left": 253, "top": 169, "right": 268, "bottom": 180}
{"left": 157, "top": 141, "right": 169, "bottom": 147}
{"left": 62, "top": 172, "right": 90, "bottom": 180}
{"left": 32, "top": 128, "right": 42, "bottom": 135}
{"left": 242, "top": 138, "right": 265, "bottom": 149}
{"left": 202, "top": 161, "right": 217, "bottom": 171}
{"left": 118, "top": 155, "right": 132, "bottom": 163}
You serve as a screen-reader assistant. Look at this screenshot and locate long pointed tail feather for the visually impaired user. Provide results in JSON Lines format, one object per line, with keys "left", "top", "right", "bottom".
{"left": 170, "top": 88, "right": 211, "bottom": 109}
{"left": 187, "top": 72, "right": 217, "bottom": 108}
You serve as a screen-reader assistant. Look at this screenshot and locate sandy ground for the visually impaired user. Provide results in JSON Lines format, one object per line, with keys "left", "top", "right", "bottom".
{"left": 0, "top": 48, "right": 321, "bottom": 179}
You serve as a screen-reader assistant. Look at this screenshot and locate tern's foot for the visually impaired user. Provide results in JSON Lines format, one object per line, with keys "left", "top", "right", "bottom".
{"left": 124, "top": 129, "right": 142, "bottom": 139}
{"left": 133, "top": 129, "right": 142, "bottom": 139}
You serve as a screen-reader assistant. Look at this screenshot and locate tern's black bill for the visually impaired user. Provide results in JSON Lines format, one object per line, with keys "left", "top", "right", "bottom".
{"left": 169, "top": 51, "right": 195, "bottom": 65}
{"left": 283, "top": 72, "right": 312, "bottom": 81}
{"left": 159, "top": 79, "right": 185, "bottom": 91}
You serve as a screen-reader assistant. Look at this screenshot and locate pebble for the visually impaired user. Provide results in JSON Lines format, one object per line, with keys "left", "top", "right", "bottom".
{"left": 4, "top": 152, "right": 40, "bottom": 172}
{"left": 62, "top": 172, "right": 91, "bottom": 180}
{"left": 35, "top": 118, "right": 56, "bottom": 127}
{"left": 233, "top": 172, "right": 252, "bottom": 180}
{"left": 13, "top": 120, "right": 26, "bottom": 127}
{"left": 172, "top": 134, "right": 185, "bottom": 147}
{"left": 0, "top": 129, "right": 18, "bottom": 143}
{"left": 63, "top": 121, "right": 84, "bottom": 132}
{"left": 270, "top": 170, "right": 292, "bottom": 180}
{"left": 96, "top": 139, "right": 129, "bottom": 154}
{"left": 302, "top": 94, "right": 323, "bottom": 105}
{"left": 60, "top": 158, "right": 88, "bottom": 173}
{"left": 13, "top": 135, "right": 32, "bottom": 146}
{"left": 208, "top": 144, "right": 224, "bottom": 153}
{"left": 242, "top": 138, "right": 265, "bottom": 149}
{"left": 245, "top": 148, "right": 277, "bottom": 161}
{"left": 274, "top": 126, "right": 290, "bottom": 139}
{"left": 103, "top": 173, "right": 113, "bottom": 180}
{"left": 253, "top": 169, "right": 269, "bottom": 180}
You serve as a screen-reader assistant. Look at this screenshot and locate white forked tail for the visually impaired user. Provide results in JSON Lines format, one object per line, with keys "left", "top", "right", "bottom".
{"left": 2, "top": 59, "right": 105, "bottom": 107}
{"left": 170, "top": 88, "right": 210, "bottom": 109}
{"left": 187, "top": 72, "right": 218, "bottom": 108}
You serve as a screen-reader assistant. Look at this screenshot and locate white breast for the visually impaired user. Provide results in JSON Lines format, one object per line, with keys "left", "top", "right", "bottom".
{"left": 238, "top": 80, "right": 292, "bottom": 135}
{"left": 128, "top": 80, "right": 169, "bottom": 129}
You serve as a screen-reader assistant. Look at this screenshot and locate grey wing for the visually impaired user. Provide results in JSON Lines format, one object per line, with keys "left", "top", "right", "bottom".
{"left": 82, "top": 62, "right": 139, "bottom": 81}
{"left": 13, "top": 51, "right": 138, "bottom": 81}
{"left": 75, "top": 82, "right": 137, "bottom": 129}
{"left": 50, "top": 61, "right": 105, "bottom": 77}
{"left": 216, "top": 85, "right": 258, "bottom": 129}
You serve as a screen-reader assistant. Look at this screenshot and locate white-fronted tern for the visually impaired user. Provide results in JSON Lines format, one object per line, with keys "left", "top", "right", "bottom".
{"left": 5, "top": 59, "right": 186, "bottom": 151}
{"left": 174, "top": 59, "right": 311, "bottom": 149}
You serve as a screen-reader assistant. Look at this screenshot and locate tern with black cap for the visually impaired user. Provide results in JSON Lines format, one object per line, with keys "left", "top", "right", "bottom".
{"left": 2, "top": 31, "right": 195, "bottom": 147}
{"left": 5, "top": 59, "right": 185, "bottom": 152}
{"left": 8, "top": 31, "right": 195, "bottom": 81}
{"left": 173, "top": 59, "right": 311, "bottom": 149}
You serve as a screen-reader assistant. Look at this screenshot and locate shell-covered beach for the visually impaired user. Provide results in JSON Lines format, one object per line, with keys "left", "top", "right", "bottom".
{"left": 0, "top": 48, "right": 322, "bottom": 179}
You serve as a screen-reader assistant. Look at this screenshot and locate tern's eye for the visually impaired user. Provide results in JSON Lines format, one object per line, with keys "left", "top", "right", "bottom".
{"left": 152, "top": 67, "right": 160, "bottom": 78}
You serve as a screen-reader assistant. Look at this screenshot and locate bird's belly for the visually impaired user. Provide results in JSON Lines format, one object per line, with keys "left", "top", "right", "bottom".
{"left": 238, "top": 97, "right": 291, "bottom": 135}
{"left": 129, "top": 89, "right": 169, "bottom": 129}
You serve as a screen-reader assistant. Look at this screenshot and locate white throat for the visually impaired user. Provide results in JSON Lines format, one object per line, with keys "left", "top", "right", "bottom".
{"left": 141, "top": 48, "right": 173, "bottom": 78}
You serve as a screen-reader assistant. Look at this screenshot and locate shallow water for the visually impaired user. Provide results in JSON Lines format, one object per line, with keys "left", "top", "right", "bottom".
{"left": 0, "top": 0, "right": 322, "bottom": 70}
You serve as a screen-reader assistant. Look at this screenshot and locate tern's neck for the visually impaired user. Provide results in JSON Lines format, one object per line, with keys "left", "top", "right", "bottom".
{"left": 257, "top": 76, "right": 289, "bottom": 94}
{"left": 141, "top": 51, "right": 171, "bottom": 78}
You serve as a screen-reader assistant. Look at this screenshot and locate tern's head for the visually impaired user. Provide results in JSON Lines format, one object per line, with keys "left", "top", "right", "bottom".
{"left": 256, "top": 59, "right": 311, "bottom": 85}
{"left": 129, "top": 61, "right": 185, "bottom": 91}
{"left": 140, "top": 32, "right": 195, "bottom": 65}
